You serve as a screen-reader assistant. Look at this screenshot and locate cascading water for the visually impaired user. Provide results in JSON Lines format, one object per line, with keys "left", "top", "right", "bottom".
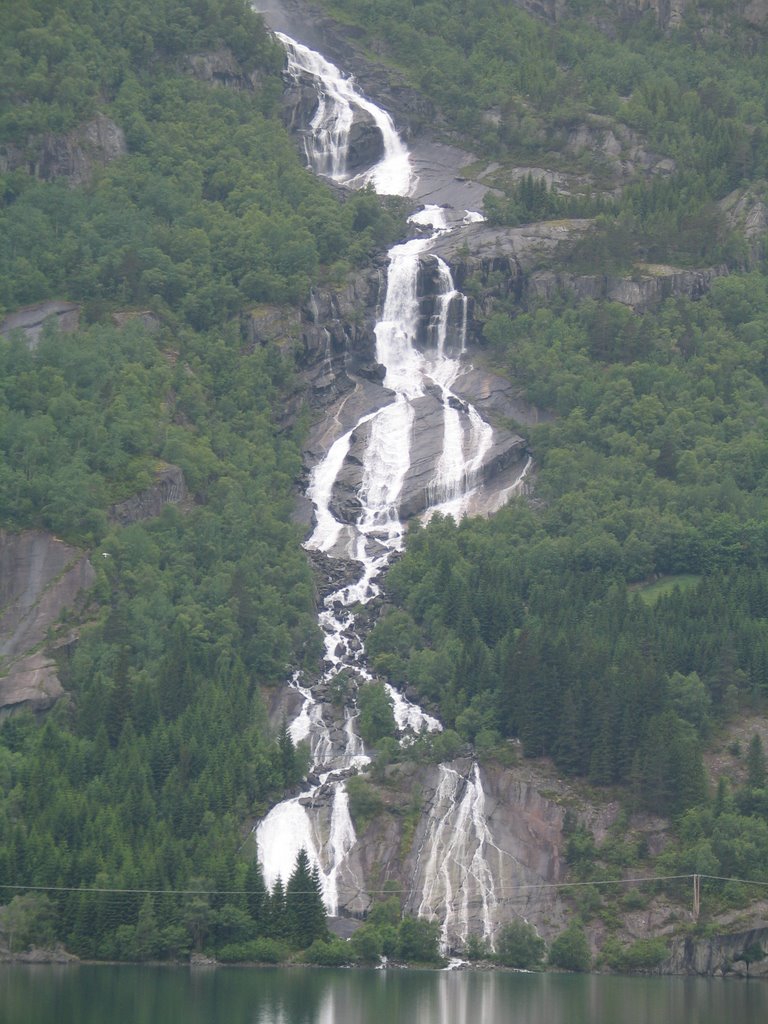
{"left": 407, "top": 764, "right": 508, "bottom": 949}
{"left": 254, "top": 21, "right": 530, "bottom": 948}
{"left": 277, "top": 32, "right": 413, "bottom": 196}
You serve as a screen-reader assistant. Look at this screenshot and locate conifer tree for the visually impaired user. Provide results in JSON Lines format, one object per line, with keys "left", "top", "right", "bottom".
{"left": 245, "top": 858, "right": 268, "bottom": 934}
{"left": 285, "top": 848, "right": 327, "bottom": 948}
{"left": 267, "top": 878, "right": 287, "bottom": 940}
{"left": 747, "top": 733, "right": 766, "bottom": 789}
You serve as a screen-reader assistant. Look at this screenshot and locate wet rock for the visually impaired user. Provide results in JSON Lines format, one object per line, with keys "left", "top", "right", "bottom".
{"left": 0, "top": 301, "right": 81, "bottom": 349}
{"left": 345, "top": 112, "right": 385, "bottom": 173}
{"left": 452, "top": 366, "right": 553, "bottom": 427}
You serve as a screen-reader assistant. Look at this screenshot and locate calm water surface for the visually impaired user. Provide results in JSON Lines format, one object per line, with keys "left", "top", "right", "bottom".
{"left": 1, "top": 964, "right": 766, "bottom": 1024}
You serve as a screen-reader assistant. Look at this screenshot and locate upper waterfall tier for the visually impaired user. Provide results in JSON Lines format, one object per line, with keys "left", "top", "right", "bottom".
{"left": 277, "top": 33, "right": 414, "bottom": 196}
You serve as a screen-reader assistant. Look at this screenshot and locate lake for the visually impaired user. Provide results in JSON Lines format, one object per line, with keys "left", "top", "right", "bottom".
{"left": 1, "top": 964, "right": 766, "bottom": 1023}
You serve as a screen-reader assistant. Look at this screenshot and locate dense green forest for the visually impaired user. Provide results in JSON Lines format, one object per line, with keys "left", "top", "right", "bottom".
{"left": 0, "top": 0, "right": 396, "bottom": 961}
{"left": 0, "top": 0, "right": 401, "bottom": 324}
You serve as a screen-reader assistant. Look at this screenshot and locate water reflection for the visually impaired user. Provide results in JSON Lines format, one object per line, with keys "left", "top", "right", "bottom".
{"left": 1, "top": 965, "right": 766, "bottom": 1024}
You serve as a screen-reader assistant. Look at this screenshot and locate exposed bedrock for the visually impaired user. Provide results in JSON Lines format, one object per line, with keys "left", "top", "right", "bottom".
{"left": 663, "top": 925, "right": 768, "bottom": 977}
{"left": 0, "top": 113, "right": 127, "bottom": 186}
{"left": 0, "top": 531, "right": 95, "bottom": 718}
{"left": 280, "top": 67, "right": 385, "bottom": 174}
{"left": 337, "top": 758, "right": 571, "bottom": 944}
{"left": 329, "top": 393, "right": 526, "bottom": 525}
{"left": 108, "top": 463, "right": 187, "bottom": 526}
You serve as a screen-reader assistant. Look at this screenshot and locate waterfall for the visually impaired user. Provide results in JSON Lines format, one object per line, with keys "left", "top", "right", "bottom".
{"left": 277, "top": 33, "right": 413, "bottom": 196}
{"left": 408, "top": 764, "right": 505, "bottom": 950}
{"left": 255, "top": 24, "right": 521, "bottom": 943}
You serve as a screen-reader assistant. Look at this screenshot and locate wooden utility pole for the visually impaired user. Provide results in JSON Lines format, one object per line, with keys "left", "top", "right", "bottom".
{"left": 693, "top": 874, "right": 701, "bottom": 921}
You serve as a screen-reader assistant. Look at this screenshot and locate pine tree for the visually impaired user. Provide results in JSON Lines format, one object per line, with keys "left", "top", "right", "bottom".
{"left": 245, "top": 858, "right": 268, "bottom": 934}
{"left": 747, "top": 733, "right": 766, "bottom": 789}
{"left": 267, "top": 878, "right": 287, "bottom": 940}
{"left": 285, "top": 848, "right": 327, "bottom": 948}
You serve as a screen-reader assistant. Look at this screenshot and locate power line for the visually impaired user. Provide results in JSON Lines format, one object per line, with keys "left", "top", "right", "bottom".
{"left": 0, "top": 873, "right": 765, "bottom": 899}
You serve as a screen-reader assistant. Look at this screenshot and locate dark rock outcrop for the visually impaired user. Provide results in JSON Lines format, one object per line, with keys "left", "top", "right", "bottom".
{"left": 185, "top": 50, "right": 262, "bottom": 90}
{"left": 430, "top": 221, "right": 730, "bottom": 318}
{"left": 565, "top": 119, "right": 676, "bottom": 179}
{"left": 720, "top": 187, "right": 768, "bottom": 265}
{"left": 280, "top": 65, "right": 385, "bottom": 175}
{"left": 663, "top": 925, "right": 768, "bottom": 976}
{"left": 0, "top": 113, "right": 127, "bottom": 185}
{"left": 527, "top": 263, "right": 728, "bottom": 313}
{"left": 108, "top": 463, "right": 187, "bottom": 525}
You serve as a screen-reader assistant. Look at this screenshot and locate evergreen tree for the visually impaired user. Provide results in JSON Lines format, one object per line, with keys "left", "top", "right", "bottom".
{"left": 267, "top": 878, "right": 288, "bottom": 941}
{"left": 245, "top": 858, "right": 268, "bottom": 933}
{"left": 747, "top": 733, "right": 766, "bottom": 790}
{"left": 285, "top": 848, "right": 327, "bottom": 948}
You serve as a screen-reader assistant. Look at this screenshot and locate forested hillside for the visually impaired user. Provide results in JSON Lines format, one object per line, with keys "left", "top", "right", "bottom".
{"left": 0, "top": 0, "right": 400, "bottom": 960}
{"left": 3, "top": 0, "right": 768, "bottom": 966}
{"left": 314, "top": 0, "right": 768, "bottom": 899}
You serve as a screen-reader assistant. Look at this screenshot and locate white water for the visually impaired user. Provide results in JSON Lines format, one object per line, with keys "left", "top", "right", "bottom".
{"left": 256, "top": 28, "right": 522, "bottom": 942}
{"left": 277, "top": 33, "right": 414, "bottom": 196}
{"left": 411, "top": 764, "right": 504, "bottom": 950}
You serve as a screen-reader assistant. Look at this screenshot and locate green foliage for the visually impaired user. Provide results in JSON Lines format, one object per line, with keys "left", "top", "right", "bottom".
{"left": 0, "top": 3, "right": 403, "bottom": 329}
{"left": 494, "top": 919, "right": 545, "bottom": 969}
{"left": 548, "top": 924, "right": 591, "bottom": 972}
{"left": 285, "top": 849, "right": 328, "bottom": 949}
{"left": 397, "top": 916, "right": 443, "bottom": 964}
{"left": 319, "top": 0, "right": 768, "bottom": 265}
{"left": 746, "top": 734, "right": 767, "bottom": 789}
{"left": 357, "top": 682, "right": 397, "bottom": 747}
{"left": 464, "top": 934, "right": 492, "bottom": 961}
{"left": 217, "top": 937, "right": 288, "bottom": 963}
{"left": 346, "top": 776, "right": 384, "bottom": 833}
{"left": 302, "top": 937, "right": 354, "bottom": 966}
{"left": 0, "top": 893, "right": 58, "bottom": 953}
{"left": 601, "top": 936, "right": 668, "bottom": 973}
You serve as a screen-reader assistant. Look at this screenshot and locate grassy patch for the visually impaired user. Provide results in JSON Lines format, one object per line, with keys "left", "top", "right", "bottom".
{"left": 635, "top": 575, "right": 701, "bottom": 606}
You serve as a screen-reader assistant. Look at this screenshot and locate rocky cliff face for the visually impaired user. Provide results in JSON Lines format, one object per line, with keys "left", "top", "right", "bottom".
{"left": 509, "top": 0, "right": 767, "bottom": 33}
{"left": 527, "top": 263, "right": 728, "bottom": 313}
{"left": 108, "top": 463, "right": 187, "bottom": 526}
{"left": 0, "top": 113, "right": 126, "bottom": 185}
{"left": 0, "top": 301, "right": 81, "bottom": 348}
{"left": 429, "top": 221, "right": 731, "bottom": 317}
{"left": 185, "top": 50, "right": 263, "bottom": 90}
{"left": 248, "top": 246, "right": 530, "bottom": 529}
{"left": 663, "top": 924, "right": 768, "bottom": 976}
{"left": 0, "top": 531, "right": 95, "bottom": 718}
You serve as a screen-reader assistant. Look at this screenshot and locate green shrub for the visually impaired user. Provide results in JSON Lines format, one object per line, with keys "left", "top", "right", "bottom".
{"left": 548, "top": 925, "right": 591, "bottom": 972}
{"left": 302, "top": 938, "right": 354, "bottom": 966}
{"left": 217, "top": 938, "right": 288, "bottom": 963}
{"left": 494, "top": 919, "right": 545, "bottom": 969}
